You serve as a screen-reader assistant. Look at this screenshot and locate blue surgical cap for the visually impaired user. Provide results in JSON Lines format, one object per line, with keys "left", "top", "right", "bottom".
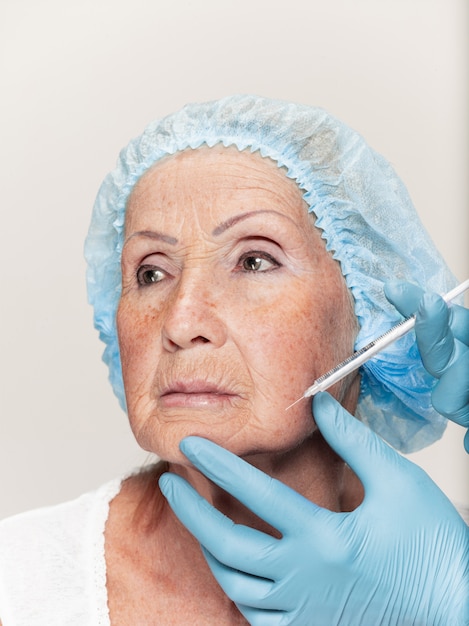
{"left": 85, "top": 94, "right": 456, "bottom": 453}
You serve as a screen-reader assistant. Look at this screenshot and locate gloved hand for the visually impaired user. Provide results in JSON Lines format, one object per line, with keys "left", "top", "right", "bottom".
{"left": 385, "top": 280, "right": 469, "bottom": 452}
{"left": 159, "top": 393, "right": 469, "bottom": 626}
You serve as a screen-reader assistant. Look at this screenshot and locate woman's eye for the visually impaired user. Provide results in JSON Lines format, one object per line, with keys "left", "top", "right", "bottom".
{"left": 239, "top": 252, "right": 280, "bottom": 272}
{"left": 136, "top": 265, "right": 167, "bottom": 285}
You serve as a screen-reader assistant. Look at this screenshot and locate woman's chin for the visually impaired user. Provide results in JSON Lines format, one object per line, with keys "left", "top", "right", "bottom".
{"left": 128, "top": 399, "right": 316, "bottom": 466}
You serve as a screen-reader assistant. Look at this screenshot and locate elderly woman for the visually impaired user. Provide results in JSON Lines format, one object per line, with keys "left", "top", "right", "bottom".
{"left": 0, "top": 95, "right": 467, "bottom": 625}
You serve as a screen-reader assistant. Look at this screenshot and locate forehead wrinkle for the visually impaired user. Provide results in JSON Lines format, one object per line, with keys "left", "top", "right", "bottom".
{"left": 212, "top": 209, "right": 299, "bottom": 237}
{"left": 126, "top": 147, "right": 310, "bottom": 245}
{"left": 123, "top": 230, "right": 178, "bottom": 247}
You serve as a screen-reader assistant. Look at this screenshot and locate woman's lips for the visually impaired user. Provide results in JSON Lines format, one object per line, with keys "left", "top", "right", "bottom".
{"left": 159, "top": 381, "right": 237, "bottom": 408}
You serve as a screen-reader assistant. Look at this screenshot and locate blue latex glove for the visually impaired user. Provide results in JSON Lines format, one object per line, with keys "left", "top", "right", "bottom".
{"left": 159, "top": 393, "right": 469, "bottom": 625}
{"left": 385, "top": 281, "right": 469, "bottom": 452}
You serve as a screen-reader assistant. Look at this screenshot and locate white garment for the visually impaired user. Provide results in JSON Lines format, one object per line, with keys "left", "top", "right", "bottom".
{"left": 1, "top": 477, "right": 467, "bottom": 626}
{"left": 0, "top": 477, "right": 124, "bottom": 626}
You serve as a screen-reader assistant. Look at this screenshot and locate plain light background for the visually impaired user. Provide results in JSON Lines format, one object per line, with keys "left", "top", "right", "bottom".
{"left": 1, "top": 0, "right": 468, "bottom": 519}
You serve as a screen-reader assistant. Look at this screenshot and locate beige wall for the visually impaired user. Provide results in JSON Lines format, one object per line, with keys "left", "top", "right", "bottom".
{"left": 1, "top": 0, "right": 467, "bottom": 518}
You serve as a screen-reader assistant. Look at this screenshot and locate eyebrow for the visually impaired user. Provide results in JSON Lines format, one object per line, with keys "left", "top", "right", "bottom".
{"left": 123, "top": 230, "right": 178, "bottom": 246}
{"left": 212, "top": 209, "right": 296, "bottom": 236}
{"left": 124, "top": 209, "right": 297, "bottom": 245}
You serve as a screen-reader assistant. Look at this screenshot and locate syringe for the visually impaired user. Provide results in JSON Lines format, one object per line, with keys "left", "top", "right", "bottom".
{"left": 286, "top": 278, "right": 469, "bottom": 410}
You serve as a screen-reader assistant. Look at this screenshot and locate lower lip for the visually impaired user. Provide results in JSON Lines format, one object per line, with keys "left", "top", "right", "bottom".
{"left": 159, "top": 392, "right": 236, "bottom": 409}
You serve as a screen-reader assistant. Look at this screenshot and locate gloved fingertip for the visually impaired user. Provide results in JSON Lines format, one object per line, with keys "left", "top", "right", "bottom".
{"left": 179, "top": 436, "right": 236, "bottom": 480}
{"left": 464, "top": 430, "right": 469, "bottom": 455}
{"left": 158, "top": 472, "right": 174, "bottom": 497}
{"left": 313, "top": 390, "right": 337, "bottom": 412}
{"left": 312, "top": 392, "right": 343, "bottom": 430}
{"left": 179, "top": 435, "right": 210, "bottom": 462}
{"left": 417, "top": 292, "right": 447, "bottom": 320}
{"left": 383, "top": 280, "right": 423, "bottom": 317}
{"left": 179, "top": 435, "right": 196, "bottom": 454}
{"left": 313, "top": 392, "right": 356, "bottom": 449}
{"left": 383, "top": 279, "right": 407, "bottom": 296}
{"left": 314, "top": 391, "right": 397, "bottom": 487}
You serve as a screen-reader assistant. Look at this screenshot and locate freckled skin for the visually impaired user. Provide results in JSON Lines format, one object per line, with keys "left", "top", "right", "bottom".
{"left": 117, "top": 145, "right": 359, "bottom": 476}
{"left": 105, "top": 145, "right": 363, "bottom": 624}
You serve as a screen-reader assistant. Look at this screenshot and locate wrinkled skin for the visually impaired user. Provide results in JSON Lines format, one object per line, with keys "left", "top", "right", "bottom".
{"left": 117, "top": 145, "right": 359, "bottom": 477}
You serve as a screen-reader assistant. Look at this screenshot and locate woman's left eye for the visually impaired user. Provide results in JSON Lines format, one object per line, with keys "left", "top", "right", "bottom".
{"left": 136, "top": 264, "right": 167, "bottom": 285}
{"left": 239, "top": 252, "right": 280, "bottom": 272}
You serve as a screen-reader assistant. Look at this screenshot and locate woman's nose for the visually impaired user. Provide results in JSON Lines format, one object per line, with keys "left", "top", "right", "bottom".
{"left": 161, "top": 276, "right": 227, "bottom": 352}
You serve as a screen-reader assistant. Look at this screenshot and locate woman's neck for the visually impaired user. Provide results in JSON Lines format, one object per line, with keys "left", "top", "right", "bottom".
{"left": 105, "top": 431, "right": 362, "bottom": 624}
{"left": 168, "top": 430, "right": 347, "bottom": 532}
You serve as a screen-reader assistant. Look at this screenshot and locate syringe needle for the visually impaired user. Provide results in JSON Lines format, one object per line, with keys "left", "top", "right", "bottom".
{"left": 285, "top": 278, "right": 469, "bottom": 412}
{"left": 285, "top": 397, "right": 305, "bottom": 411}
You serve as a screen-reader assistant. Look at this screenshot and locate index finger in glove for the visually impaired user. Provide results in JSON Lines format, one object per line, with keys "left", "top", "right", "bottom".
{"left": 312, "top": 392, "right": 408, "bottom": 498}
{"left": 179, "top": 436, "right": 329, "bottom": 535}
{"left": 158, "top": 472, "right": 281, "bottom": 580}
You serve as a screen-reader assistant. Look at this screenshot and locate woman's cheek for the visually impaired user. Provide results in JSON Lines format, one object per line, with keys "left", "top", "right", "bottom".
{"left": 118, "top": 301, "right": 159, "bottom": 380}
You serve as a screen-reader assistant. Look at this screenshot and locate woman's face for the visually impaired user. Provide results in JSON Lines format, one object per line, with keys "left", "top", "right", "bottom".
{"left": 118, "top": 146, "right": 358, "bottom": 464}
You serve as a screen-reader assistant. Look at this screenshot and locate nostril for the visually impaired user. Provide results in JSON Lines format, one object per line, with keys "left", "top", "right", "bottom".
{"left": 191, "top": 336, "right": 210, "bottom": 344}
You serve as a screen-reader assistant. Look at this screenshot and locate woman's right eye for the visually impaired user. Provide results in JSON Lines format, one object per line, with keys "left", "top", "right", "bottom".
{"left": 136, "top": 265, "right": 167, "bottom": 285}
